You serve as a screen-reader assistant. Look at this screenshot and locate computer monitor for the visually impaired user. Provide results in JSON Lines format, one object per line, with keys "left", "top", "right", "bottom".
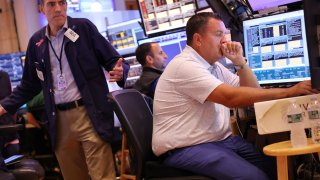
{"left": 138, "top": 30, "right": 187, "bottom": 64}
{"left": 137, "top": 0, "right": 197, "bottom": 37}
{"left": 107, "top": 19, "right": 146, "bottom": 56}
{"left": 0, "top": 52, "right": 25, "bottom": 88}
{"left": 303, "top": 0, "right": 320, "bottom": 89}
{"left": 243, "top": 10, "right": 310, "bottom": 86}
{"left": 247, "top": 0, "right": 301, "bottom": 11}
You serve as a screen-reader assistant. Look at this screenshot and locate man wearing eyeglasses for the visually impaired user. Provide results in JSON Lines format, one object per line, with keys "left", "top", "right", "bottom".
{"left": 0, "top": 0, "right": 129, "bottom": 179}
{"left": 152, "top": 12, "right": 318, "bottom": 179}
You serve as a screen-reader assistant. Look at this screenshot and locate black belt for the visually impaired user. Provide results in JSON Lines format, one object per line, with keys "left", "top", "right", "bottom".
{"left": 56, "top": 99, "right": 84, "bottom": 111}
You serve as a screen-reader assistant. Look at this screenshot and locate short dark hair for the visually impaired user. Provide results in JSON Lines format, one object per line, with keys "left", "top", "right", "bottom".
{"left": 186, "top": 12, "right": 222, "bottom": 45}
{"left": 135, "top": 42, "right": 156, "bottom": 66}
{"left": 40, "top": 0, "right": 66, "bottom": 5}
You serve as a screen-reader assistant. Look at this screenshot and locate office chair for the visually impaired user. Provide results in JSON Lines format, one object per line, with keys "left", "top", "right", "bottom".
{"left": 107, "top": 89, "right": 211, "bottom": 180}
{"left": 0, "top": 124, "right": 45, "bottom": 180}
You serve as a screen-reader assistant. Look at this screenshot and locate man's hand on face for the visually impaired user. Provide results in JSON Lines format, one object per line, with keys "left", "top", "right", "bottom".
{"left": 221, "top": 41, "right": 246, "bottom": 66}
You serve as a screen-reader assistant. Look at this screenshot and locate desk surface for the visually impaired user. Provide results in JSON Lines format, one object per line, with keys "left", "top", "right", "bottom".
{"left": 263, "top": 138, "right": 320, "bottom": 156}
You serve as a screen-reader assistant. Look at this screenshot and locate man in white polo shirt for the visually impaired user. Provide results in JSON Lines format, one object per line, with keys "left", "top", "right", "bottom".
{"left": 152, "top": 12, "right": 318, "bottom": 180}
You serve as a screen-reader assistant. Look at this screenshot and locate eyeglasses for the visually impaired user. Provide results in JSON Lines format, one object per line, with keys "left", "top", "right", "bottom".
{"left": 45, "top": 0, "right": 67, "bottom": 8}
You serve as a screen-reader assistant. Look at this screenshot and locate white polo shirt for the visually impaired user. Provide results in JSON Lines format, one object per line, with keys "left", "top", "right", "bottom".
{"left": 152, "top": 45, "right": 239, "bottom": 156}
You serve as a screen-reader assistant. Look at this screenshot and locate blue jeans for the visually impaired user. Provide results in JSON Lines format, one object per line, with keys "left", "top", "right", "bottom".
{"left": 163, "top": 135, "right": 276, "bottom": 180}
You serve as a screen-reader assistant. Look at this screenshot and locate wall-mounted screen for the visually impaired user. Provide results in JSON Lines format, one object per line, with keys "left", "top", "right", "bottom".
{"left": 243, "top": 10, "right": 310, "bottom": 86}
{"left": 137, "top": 0, "right": 196, "bottom": 37}
{"left": 247, "top": 0, "right": 301, "bottom": 11}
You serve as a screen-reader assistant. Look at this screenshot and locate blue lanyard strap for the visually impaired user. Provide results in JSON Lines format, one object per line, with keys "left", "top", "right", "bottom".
{"left": 48, "top": 37, "right": 65, "bottom": 74}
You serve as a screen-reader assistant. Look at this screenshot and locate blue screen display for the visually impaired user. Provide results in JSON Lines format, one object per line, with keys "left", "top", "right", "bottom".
{"left": 243, "top": 10, "right": 310, "bottom": 85}
{"left": 0, "top": 52, "right": 25, "bottom": 88}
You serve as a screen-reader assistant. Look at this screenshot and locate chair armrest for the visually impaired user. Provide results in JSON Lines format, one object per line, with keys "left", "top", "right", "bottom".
{"left": 0, "top": 124, "right": 24, "bottom": 134}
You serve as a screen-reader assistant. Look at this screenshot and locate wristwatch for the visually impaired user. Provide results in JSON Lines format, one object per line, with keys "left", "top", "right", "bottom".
{"left": 234, "top": 60, "right": 248, "bottom": 70}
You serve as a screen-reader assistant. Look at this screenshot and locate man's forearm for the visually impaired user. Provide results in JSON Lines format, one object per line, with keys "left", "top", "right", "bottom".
{"left": 237, "top": 63, "right": 260, "bottom": 88}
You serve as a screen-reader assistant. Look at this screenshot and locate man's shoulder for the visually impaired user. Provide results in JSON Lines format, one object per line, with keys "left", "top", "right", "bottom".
{"left": 69, "top": 17, "right": 90, "bottom": 23}
{"left": 68, "top": 16, "right": 94, "bottom": 28}
{"left": 30, "top": 26, "right": 46, "bottom": 42}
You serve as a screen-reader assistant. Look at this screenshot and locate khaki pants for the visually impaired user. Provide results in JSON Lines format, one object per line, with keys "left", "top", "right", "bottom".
{"left": 55, "top": 106, "right": 115, "bottom": 180}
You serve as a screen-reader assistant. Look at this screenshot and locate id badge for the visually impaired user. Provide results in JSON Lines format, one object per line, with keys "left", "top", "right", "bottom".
{"left": 57, "top": 74, "right": 67, "bottom": 91}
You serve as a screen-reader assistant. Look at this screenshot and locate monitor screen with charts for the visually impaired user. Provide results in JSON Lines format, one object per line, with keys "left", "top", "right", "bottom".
{"left": 107, "top": 19, "right": 146, "bottom": 56}
{"left": 137, "top": 0, "right": 196, "bottom": 37}
{"left": 0, "top": 52, "right": 25, "bottom": 88}
{"left": 243, "top": 10, "right": 310, "bottom": 86}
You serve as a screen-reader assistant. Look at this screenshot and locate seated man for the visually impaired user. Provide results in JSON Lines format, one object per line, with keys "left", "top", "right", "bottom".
{"left": 152, "top": 12, "right": 318, "bottom": 180}
{"left": 134, "top": 42, "right": 167, "bottom": 99}
{"left": 0, "top": 70, "right": 18, "bottom": 177}
{"left": 0, "top": 70, "right": 19, "bottom": 157}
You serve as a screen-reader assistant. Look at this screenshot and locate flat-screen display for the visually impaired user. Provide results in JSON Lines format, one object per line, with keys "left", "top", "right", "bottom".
{"left": 137, "top": 0, "right": 196, "bottom": 37}
{"left": 0, "top": 52, "right": 25, "bottom": 88}
{"left": 243, "top": 10, "right": 310, "bottom": 86}
{"left": 107, "top": 19, "right": 146, "bottom": 56}
{"left": 138, "top": 31, "right": 187, "bottom": 64}
{"left": 247, "top": 0, "right": 301, "bottom": 11}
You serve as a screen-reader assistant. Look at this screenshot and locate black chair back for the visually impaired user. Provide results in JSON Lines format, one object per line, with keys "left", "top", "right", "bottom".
{"left": 108, "top": 89, "right": 212, "bottom": 180}
{"left": 108, "top": 89, "right": 155, "bottom": 179}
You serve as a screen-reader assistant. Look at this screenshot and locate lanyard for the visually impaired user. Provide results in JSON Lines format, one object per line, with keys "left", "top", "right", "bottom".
{"left": 48, "top": 37, "right": 65, "bottom": 74}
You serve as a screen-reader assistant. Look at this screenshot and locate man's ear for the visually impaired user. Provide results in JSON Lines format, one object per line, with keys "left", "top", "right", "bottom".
{"left": 193, "top": 33, "right": 202, "bottom": 47}
{"left": 39, "top": 5, "right": 45, "bottom": 15}
{"left": 146, "top": 55, "right": 153, "bottom": 65}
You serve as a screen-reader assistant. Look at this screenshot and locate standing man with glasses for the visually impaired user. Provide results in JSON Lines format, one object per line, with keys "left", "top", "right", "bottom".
{"left": 0, "top": 0, "right": 129, "bottom": 179}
